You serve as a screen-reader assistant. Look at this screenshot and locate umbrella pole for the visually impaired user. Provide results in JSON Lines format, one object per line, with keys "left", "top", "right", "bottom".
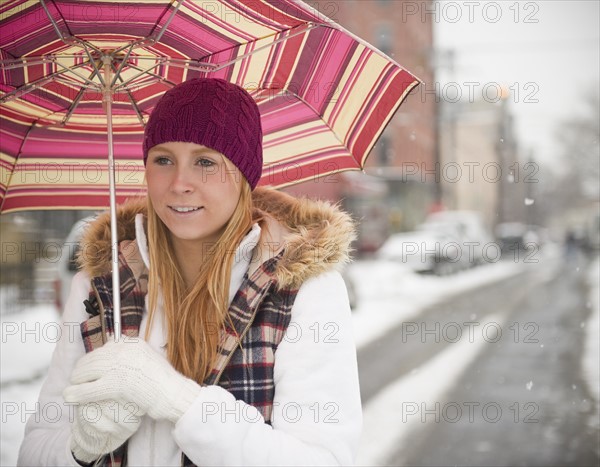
{"left": 102, "top": 56, "right": 121, "bottom": 341}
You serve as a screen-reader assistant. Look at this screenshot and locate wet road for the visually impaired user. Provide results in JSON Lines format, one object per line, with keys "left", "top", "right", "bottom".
{"left": 357, "top": 255, "right": 599, "bottom": 466}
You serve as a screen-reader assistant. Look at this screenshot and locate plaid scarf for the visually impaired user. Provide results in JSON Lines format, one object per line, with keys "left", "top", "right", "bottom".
{"left": 78, "top": 248, "right": 297, "bottom": 467}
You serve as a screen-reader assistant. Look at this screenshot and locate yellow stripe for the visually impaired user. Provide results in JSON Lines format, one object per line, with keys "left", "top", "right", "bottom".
{"left": 1, "top": 0, "right": 38, "bottom": 21}
{"left": 13, "top": 157, "right": 143, "bottom": 164}
{"left": 7, "top": 160, "right": 145, "bottom": 186}
{"left": 180, "top": 2, "right": 277, "bottom": 43}
{"left": 1, "top": 100, "right": 53, "bottom": 121}
{"left": 4, "top": 187, "right": 146, "bottom": 195}
{"left": 263, "top": 125, "right": 345, "bottom": 165}
{"left": 325, "top": 47, "right": 390, "bottom": 140}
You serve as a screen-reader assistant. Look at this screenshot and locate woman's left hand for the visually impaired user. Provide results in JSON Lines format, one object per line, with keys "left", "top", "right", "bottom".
{"left": 70, "top": 399, "right": 142, "bottom": 463}
{"left": 63, "top": 338, "right": 202, "bottom": 423}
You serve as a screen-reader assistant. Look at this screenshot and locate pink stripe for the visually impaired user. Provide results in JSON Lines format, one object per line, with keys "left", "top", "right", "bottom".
{"left": 329, "top": 47, "right": 372, "bottom": 130}
{"left": 345, "top": 62, "right": 398, "bottom": 154}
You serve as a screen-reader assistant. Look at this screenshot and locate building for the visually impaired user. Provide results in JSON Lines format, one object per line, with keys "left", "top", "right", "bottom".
{"left": 283, "top": 0, "right": 437, "bottom": 252}
{"left": 438, "top": 94, "right": 528, "bottom": 232}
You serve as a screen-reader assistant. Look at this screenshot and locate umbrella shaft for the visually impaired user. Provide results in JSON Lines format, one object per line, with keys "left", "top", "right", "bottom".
{"left": 103, "top": 58, "right": 122, "bottom": 340}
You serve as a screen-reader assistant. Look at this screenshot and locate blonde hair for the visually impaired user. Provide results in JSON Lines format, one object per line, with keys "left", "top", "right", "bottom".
{"left": 145, "top": 171, "right": 255, "bottom": 383}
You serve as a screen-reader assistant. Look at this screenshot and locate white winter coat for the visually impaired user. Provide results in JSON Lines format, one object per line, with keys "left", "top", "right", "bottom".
{"left": 18, "top": 188, "right": 362, "bottom": 466}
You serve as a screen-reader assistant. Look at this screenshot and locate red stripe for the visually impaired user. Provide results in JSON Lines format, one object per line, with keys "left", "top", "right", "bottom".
{"left": 260, "top": 153, "right": 359, "bottom": 187}
{"left": 352, "top": 70, "right": 419, "bottom": 163}
{"left": 270, "top": 27, "right": 305, "bottom": 87}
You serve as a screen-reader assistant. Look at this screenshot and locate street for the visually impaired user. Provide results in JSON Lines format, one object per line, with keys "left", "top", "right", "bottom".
{"left": 357, "top": 254, "right": 599, "bottom": 466}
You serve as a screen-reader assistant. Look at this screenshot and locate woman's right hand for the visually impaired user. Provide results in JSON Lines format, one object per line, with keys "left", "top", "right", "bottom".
{"left": 70, "top": 399, "right": 142, "bottom": 464}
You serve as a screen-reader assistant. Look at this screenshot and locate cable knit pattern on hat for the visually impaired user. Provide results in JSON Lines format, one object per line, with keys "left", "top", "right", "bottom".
{"left": 143, "top": 78, "right": 263, "bottom": 189}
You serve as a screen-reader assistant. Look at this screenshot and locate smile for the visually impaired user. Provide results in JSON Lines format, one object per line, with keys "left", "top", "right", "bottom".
{"left": 169, "top": 206, "right": 202, "bottom": 213}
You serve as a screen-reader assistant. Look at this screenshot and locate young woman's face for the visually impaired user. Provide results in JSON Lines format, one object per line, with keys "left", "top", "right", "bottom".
{"left": 145, "top": 142, "right": 243, "bottom": 247}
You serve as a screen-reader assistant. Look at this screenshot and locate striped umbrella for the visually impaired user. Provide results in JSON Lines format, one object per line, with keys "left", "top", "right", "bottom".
{"left": 0, "top": 0, "right": 420, "bottom": 332}
{"left": 1, "top": 0, "right": 420, "bottom": 212}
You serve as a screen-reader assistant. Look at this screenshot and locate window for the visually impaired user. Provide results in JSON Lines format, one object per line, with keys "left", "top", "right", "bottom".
{"left": 375, "top": 23, "right": 392, "bottom": 57}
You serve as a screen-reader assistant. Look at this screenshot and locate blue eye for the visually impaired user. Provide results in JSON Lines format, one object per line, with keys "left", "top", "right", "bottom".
{"left": 153, "top": 156, "right": 172, "bottom": 165}
{"left": 197, "top": 158, "right": 216, "bottom": 167}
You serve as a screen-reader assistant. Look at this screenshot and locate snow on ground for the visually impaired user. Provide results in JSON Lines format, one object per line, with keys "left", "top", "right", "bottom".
{"left": 582, "top": 256, "right": 600, "bottom": 430}
{"left": 1, "top": 304, "right": 60, "bottom": 466}
{"left": 1, "top": 379, "right": 46, "bottom": 466}
{"left": 356, "top": 312, "right": 506, "bottom": 466}
{"left": 348, "top": 258, "right": 526, "bottom": 350}
{"left": 1, "top": 305, "right": 61, "bottom": 384}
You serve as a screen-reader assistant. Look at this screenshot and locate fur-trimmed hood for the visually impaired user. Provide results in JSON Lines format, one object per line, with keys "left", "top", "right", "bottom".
{"left": 78, "top": 187, "right": 356, "bottom": 289}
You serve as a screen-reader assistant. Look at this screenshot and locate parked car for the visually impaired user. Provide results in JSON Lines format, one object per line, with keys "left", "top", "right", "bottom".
{"left": 419, "top": 210, "right": 495, "bottom": 266}
{"left": 378, "top": 229, "right": 467, "bottom": 275}
{"left": 495, "top": 222, "right": 528, "bottom": 257}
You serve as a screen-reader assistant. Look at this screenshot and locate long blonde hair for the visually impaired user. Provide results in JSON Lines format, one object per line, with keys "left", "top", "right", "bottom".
{"left": 145, "top": 178, "right": 255, "bottom": 383}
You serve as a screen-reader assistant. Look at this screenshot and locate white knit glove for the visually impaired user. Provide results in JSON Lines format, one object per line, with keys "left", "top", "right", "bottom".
{"left": 63, "top": 338, "right": 202, "bottom": 424}
{"left": 70, "top": 399, "right": 141, "bottom": 464}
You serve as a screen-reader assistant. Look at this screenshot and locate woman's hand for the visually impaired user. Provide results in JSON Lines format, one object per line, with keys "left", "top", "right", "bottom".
{"left": 70, "top": 399, "right": 142, "bottom": 463}
{"left": 63, "top": 338, "right": 202, "bottom": 424}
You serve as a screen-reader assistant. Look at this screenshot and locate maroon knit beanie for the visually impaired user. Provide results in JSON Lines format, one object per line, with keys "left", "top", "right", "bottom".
{"left": 143, "top": 78, "right": 263, "bottom": 189}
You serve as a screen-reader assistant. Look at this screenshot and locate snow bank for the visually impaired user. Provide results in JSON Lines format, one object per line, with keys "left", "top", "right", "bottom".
{"left": 1, "top": 305, "right": 60, "bottom": 385}
{"left": 348, "top": 259, "right": 525, "bottom": 350}
{"left": 1, "top": 304, "right": 60, "bottom": 465}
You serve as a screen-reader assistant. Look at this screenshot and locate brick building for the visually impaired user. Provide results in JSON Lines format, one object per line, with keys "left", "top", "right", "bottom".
{"left": 284, "top": 0, "right": 437, "bottom": 252}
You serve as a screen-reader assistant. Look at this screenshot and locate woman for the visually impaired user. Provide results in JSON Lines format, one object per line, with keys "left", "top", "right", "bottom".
{"left": 18, "top": 78, "right": 362, "bottom": 466}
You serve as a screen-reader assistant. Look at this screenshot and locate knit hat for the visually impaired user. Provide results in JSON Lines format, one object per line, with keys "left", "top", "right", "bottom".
{"left": 143, "top": 78, "right": 263, "bottom": 189}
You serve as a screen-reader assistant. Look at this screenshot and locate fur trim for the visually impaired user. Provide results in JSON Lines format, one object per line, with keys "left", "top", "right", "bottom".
{"left": 78, "top": 188, "right": 356, "bottom": 289}
{"left": 77, "top": 196, "right": 146, "bottom": 279}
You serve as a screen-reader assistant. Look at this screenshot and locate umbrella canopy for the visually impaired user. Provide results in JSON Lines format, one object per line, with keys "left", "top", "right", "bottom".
{"left": 0, "top": 0, "right": 420, "bottom": 214}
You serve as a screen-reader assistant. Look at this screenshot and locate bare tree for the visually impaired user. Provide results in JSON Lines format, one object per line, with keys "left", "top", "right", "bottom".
{"left": 555, "top": 87, "right": 600, "bottom": 202}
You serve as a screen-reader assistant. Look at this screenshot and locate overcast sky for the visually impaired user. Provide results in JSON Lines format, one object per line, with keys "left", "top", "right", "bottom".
{"left": 434, "top": 0, "right": 599, "bottom": 168}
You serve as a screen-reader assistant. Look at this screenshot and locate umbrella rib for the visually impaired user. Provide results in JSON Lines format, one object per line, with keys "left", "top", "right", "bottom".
{"left": 153, "top": 0, "right": 184, "bottom": 44}
{"left": 207, "top": 23, "right": 320, "bottom": 74}
{"left": 53, "top": 76, "right": 98, "bottom": 90}
{"left": 0, "top": 62, "right": 86, "bottom": 104}
{"left": 52, "top": 59, "right": 103, "bottom": 90}
{"left": 1, "top": 75, "right": 55, "bottom": 104}
{"left": 0, "top": 122, "right": 37, "bottom": 213}
{"left": 110, "top": 63, "right": 146, "bottom": 127}
{"left": 110, "top": 45, "right": 135, "bottom": 88}
{"left": 112, "top": 0, "right": 184, "bottom": 56}
{"left": 39, "top": 0, "right": 105, "bottom": 85}
{"left": 39, "top": 0, "right": 69, "bottom": 42}
{"left": 125, "top": 62, "right": 177, "bottom": 88}
{"left": 112, "top": 58, "right": 207, "bottom": 92}
{"left": 61, "top": 69, "right": 101, "bottom": 126}
{"left": 0, "top": 58, "right": 48, "bottom": 70}
{"left": 39, "top": 0, "right": 102, "bottom": 55}
{"left": 83, "top": 45, "right": 107, "bottom": 88}
{"left": 113, "top": 62, "right": 163, "bottom": 92}
{"left": 159, "top": 58, "right": 218, "bottom": 72}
